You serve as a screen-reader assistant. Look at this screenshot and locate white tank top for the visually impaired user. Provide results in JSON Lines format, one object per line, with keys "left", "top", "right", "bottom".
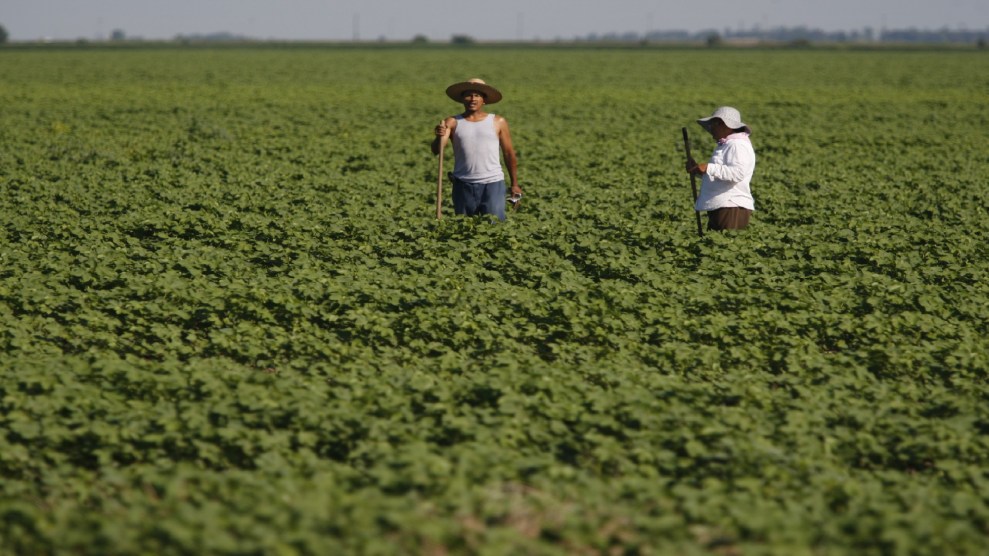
{"left": 452, "top": 114, "right": 504, "bottom": 183}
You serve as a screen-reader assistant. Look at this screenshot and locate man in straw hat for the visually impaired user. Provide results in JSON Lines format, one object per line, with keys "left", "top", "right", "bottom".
{"left": 431, "top": 78, "right": 521, "bottom": 221}
{"left": 686, "top": 106, "right": 756, "bottom": 231}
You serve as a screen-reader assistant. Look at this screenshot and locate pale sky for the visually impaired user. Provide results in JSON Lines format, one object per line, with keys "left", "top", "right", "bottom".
{"left": 2, "top": 0, "right": 987, "bottom": 42}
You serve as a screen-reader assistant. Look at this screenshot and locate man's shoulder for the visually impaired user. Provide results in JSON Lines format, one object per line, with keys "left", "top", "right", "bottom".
{"left": 722, "top": 137, "right": 753, "bottom": 151}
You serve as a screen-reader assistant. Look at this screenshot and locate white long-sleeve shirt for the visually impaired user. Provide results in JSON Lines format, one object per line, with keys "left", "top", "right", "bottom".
{"left": 695, "top": 134, "right": 756, "bottom": 211}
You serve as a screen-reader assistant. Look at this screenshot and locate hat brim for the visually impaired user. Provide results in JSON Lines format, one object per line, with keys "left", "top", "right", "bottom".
{"left": 446, "top": 82, "right": 502, "bottom": 104}
{"left": 697, "top": 115, "right": 750, "bottom": 134}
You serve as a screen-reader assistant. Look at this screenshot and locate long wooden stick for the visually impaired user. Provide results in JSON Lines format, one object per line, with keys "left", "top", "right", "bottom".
{"left": 681, "top": 127, "right": 704, "bottom": 237}
{"left": 436, "top": 136, "right": 445, "bottom": 220}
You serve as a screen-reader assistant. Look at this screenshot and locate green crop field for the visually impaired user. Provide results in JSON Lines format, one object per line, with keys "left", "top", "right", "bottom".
{"left": 1, "top": 44, "right": 988, "bottom": 555}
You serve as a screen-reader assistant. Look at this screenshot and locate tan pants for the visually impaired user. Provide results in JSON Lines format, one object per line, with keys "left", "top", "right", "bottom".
{"left": 707, "top": 207, "right": 751, "bottom": 231}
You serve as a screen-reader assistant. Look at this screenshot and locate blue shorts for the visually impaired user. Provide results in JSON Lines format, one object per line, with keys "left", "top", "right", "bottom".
{"left": 450, "top": 175, "right": 506, "bottom": 221}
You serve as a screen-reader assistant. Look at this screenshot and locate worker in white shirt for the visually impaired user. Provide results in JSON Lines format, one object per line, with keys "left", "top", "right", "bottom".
{"left": 432, "top": 78, "right": 522, "bottom": 221}
{"left": 686, "top": 106, "right": 756, "bottom": 231}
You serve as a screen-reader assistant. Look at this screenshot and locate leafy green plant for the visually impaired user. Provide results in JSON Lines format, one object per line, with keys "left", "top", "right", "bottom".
{"left": 1, "top": 46, "right": 988, "bottom": 555}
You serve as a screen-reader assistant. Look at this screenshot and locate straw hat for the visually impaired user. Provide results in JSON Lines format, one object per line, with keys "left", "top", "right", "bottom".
{"left": 445, "top": 78, "right": 503, "bottom": 104}
{"left": 697, "top": 106, "right": 751, "bottom": 134}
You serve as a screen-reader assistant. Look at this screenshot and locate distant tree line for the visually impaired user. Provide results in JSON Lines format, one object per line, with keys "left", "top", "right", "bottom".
{"left": 582, "top": 26, "right": 988, "bottom": 45}
{"left": 1, "top": 21, "right": 985, "bottom": 47}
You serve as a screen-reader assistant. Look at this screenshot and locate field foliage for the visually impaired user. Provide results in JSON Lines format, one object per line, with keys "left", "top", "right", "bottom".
{"left": 1, "top": 45, "right": 988, "bottom": 554}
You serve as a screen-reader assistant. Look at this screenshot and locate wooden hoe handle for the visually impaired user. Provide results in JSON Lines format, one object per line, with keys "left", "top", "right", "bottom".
{"left": 436, "top": 139, "right": 445, "bottom": 220}
{"left": 682, "top": 127, "right": 704, "bottom": 237}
